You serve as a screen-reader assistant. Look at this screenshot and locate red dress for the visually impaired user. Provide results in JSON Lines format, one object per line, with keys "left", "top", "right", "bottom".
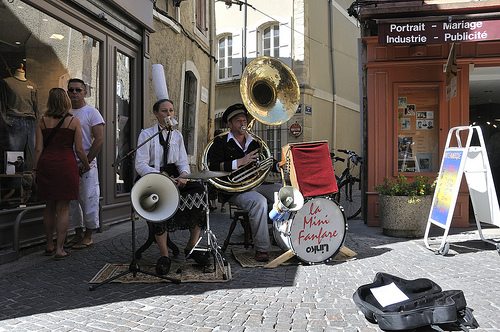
{"left": 37, "top": 117, "right": 79, "bottom": 200}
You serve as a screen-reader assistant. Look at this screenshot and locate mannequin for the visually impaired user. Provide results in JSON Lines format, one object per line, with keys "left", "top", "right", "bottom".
{"left": 12, "top": 65, "right": 27, "bottom": 81}
{"left": 0, "top": 62, "right": 38, "bottom": 170}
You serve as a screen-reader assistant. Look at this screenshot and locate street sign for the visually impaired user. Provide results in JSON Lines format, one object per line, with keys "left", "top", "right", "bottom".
{"left": 289, "top": 122, "right": 302, "bottom": 137}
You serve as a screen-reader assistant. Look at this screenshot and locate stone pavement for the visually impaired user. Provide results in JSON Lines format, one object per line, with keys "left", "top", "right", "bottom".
{"left": 1, "top": 208, "right": 500, "bottom": 331}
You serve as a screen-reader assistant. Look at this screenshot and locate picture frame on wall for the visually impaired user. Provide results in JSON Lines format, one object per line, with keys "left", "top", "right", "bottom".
{"left": 417, "top": 153, "right": 432, "bottom": 172}
{"left": 398, "top": 137, "right": 413, "bottom": 158}
{"left": 5, "top": 151, "right": 25, "bottom": 174}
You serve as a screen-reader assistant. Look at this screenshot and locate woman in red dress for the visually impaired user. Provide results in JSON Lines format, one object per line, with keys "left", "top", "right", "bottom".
{"left": 33, "top": 88, "right": 90, "bottom": 260}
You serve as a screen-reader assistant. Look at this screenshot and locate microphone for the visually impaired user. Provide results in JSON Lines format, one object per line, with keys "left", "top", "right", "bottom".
{"left": 165, "top": 116, "right": 174, "bottom": 129}
{"left": 158, "top": 116, "right": 173, "bottom": 131}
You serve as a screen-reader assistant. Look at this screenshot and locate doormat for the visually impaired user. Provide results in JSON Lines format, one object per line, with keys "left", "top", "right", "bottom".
{"left": 89, "top": 262, "right": 232, "bottom": 283}
{"left": 231, "top": 247, "right": 356, "bottom": 268}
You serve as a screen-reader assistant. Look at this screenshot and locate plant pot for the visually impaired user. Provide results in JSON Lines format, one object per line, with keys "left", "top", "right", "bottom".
{"left": 378, "top": 194, "right": 432, "bottom": 238}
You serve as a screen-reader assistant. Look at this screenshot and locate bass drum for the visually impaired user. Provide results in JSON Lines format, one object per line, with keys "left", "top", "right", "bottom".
{"left": 273, "top": 196, "right": 347, "bottom": 264}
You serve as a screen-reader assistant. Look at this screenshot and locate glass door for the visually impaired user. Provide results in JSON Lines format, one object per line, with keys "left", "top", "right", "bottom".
{"left": 107, "top": 40, "right": 139, "bottom": 202}
{"left": 114, "top": 51, "right": 133, "bottom": 194}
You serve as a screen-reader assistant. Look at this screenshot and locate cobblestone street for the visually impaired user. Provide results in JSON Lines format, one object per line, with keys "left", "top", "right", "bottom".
{"left": 1, "top": 210, "right": 499, "bottom": 331}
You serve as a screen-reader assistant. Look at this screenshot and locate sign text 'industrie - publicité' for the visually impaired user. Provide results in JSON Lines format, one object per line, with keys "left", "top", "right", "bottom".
{"left": 378, "top": 19, "right": 500, "bottom": 45}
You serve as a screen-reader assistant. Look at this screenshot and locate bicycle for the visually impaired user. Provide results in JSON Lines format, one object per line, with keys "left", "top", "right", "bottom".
{"left": 331, "top": 149, "right": 363, "bottom": 220}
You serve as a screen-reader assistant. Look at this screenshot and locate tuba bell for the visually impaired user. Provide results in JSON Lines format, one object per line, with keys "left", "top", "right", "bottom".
{"left": 201, "top": 56, "right": 300, "bottom": 193}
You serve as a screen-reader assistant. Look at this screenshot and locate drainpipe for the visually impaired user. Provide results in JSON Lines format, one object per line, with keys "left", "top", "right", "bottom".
{"left": 329, "top": 0, "right": 337, "bottom": 149}
{"left": 208, "top": 0, "right": 215, "bottom": 141}
{"left": 243, "top": 0, "right": 247, "bottom": 69}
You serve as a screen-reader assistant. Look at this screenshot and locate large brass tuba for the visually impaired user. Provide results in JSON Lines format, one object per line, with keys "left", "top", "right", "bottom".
{"left": 201, "top": 56, "right": 300, "bottom": 192}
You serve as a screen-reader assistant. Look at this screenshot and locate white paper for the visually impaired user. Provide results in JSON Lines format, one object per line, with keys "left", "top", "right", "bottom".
{"left": 370, "top": 282, "right": 409, "bottom": 307}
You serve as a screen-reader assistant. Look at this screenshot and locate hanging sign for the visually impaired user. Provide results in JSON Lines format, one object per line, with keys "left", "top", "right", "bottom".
{"left": 445, "top": 43, "right": 457, "bottom": 101}
{"left": 289, "top": 122, "right": 302, "bottom": 137}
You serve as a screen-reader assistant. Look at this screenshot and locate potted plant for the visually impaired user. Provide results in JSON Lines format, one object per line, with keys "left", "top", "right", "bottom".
{"left": 374, "top": 174, "right": 436, "bottom": 238}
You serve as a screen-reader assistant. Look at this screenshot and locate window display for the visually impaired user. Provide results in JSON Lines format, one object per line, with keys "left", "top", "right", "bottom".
{"left": 0, "top": 1, "right": 100, "bottom": 206}
{"left": 397, "top": 86, "right": 439, "bottom": 173}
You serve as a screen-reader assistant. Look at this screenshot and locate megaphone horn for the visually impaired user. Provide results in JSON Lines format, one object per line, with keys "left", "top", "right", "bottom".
{"left": 140, "top": 193, "right": 159, "bottom": 212}
{"left": 269, "top": 186, "right": 304, "bottom": 222}
{"left": 131, "top": 173, "right": 180, "bottom": 223}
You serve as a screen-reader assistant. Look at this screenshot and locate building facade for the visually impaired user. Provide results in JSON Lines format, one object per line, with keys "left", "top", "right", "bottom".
{"left": 0, "top": 0, "right": 214, "bottom": 259}
{"left": 352, "top": 0, "right": 500, "bottom": 226}
{"left": 214, "top": 0, "right": 361, "bottom": 169}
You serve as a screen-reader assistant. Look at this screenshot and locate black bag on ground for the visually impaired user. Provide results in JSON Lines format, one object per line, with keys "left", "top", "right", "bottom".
{"left": 352, "top": 272, "right": 479, "bottom": 331}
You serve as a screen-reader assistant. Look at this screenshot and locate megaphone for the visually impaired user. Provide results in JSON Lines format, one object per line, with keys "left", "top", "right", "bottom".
{"left": 269, "top": 186, "right": 304, "bottom": 222}
{"left": 131, "top": 173, "right": 180, "bottom": 222}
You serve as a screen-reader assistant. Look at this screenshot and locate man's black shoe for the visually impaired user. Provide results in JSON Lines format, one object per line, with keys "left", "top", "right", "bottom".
{"left": 255, "top": 251, "right": 269, "bottom": 262}
{"left": 155, "top": 256, "right": 171, "bottom": 275}
{"left": 184, "top": 248, "right": 210, "bottom": 266}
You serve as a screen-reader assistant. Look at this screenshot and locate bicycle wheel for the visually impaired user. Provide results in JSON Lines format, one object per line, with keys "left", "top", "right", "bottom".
{"left": 337, "top": 177, "right": 362, "bottom": 220}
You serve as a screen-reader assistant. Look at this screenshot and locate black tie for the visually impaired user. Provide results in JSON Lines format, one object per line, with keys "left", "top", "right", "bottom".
{"left": 158, "top": 125, "right": 171, "bottom": 167}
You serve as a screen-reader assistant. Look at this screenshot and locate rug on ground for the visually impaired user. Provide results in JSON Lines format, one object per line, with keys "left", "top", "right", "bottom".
{"left": 89, "top": 262, "right": 232, "bottom": 283}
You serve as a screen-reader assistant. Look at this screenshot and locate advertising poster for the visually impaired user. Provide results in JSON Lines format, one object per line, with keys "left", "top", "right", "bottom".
{"left": 430, "top": 150, "right": 464, "bottom": 226}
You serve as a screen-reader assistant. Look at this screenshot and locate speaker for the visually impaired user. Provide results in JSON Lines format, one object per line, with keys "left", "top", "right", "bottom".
{"left": 269, "top": 186, "right": 304, "bottom": 222}
{"left": 131, "top": 173, "right": 180, "bottom": 223}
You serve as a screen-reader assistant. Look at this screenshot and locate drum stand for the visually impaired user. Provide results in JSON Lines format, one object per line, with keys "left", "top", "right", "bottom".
{"left": 89, "top": 208, "right": 181, "bottom": 290}
{"left": 180, "top": 172, "right": 228, "bottom": 280}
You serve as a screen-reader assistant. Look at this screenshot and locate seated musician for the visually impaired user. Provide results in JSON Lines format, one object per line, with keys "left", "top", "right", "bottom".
{"left": 208, "top": 103, "right": 281, "bottom": 262}
{"left": 135, "top": 98, "right": 208, "bottom": 275}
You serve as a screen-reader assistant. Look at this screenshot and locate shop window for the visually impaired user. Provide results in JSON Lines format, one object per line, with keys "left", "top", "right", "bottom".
{"left": 397, "top": 85, "right": 439, "bottom": 174}
{"left": 0, "top": 1, "right": 100, "bottom": 207}
{"left": 217, "top": 35, "right": 232, "bottom": 81}
{"left": 182, "top": 71, "right": 197, "bottom": 155}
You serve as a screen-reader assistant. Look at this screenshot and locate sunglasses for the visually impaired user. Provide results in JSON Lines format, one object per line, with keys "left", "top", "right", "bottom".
{"left": 68, "top": 88, "right": 83, "bottom": 93}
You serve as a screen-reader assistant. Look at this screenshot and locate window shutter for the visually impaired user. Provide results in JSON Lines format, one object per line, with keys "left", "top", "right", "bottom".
{"left": 247, "top": 27, "right": 258, "bottom": 65}
{"left": 279, "top": 18, "right": 292, "bottom": 67}
{"left": 232, "top": 30, "right": 242, "bottom": 78}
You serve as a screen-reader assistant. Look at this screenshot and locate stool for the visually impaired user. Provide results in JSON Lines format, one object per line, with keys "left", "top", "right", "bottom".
{"left": 134, "top": 222, "right": 179, "bottom": 259}
{"left": 221, "top": 206, "right": 253, "bottom": 252}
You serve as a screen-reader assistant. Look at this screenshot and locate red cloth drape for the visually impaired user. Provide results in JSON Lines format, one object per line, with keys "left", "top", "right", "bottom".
{"left": 290, "top": 142, "right": 338, "bottom": 197}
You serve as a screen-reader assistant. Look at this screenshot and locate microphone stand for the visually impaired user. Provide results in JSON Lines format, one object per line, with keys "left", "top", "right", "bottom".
{"left": 90, "top": 121, "right": 180, "bottom": 290}
{"left": 112, "top": 120, "right": 172, "bottom": 168}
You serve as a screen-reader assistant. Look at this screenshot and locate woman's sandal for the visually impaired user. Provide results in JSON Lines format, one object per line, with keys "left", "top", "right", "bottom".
{"left": 54, "top": 252, "right": 71, "bottom": 260}
{"left": 64, "top": 238, "right": 81, "bottom": 248}
{"left": 44, "top": 249, "right": 56, "bottom": 256}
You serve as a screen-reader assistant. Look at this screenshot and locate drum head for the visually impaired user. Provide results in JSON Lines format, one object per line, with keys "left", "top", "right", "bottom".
{"left": 289, "top": 197, "right": 347, "bottom": 263}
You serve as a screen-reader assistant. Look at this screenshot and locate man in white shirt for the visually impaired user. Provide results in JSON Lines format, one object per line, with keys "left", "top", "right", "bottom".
{"left": 65, "top": 78, "right": 105, "bottom": 249}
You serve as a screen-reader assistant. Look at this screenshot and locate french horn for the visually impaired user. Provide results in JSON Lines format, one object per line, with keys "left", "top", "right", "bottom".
{"left": 201, "top": 56, "right": 300, "bottom": 193}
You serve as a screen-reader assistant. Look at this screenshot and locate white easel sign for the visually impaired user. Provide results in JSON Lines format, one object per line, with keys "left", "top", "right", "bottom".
{"left": 424, "top": 126, "right": 500, "bottom": 255}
